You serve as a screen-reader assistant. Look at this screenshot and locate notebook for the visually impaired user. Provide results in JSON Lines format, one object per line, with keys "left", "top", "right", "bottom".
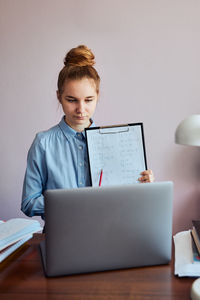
{"left": 40, "top": 181, "right": 173, "bottom": 277}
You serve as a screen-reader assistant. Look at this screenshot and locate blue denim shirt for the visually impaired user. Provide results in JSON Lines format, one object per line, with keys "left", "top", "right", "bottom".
{"left": 21, "top": 116, "right": 95, "bottom": 218}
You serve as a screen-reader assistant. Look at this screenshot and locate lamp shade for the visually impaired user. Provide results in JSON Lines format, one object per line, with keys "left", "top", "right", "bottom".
{"left": 175, "top": 115, "right": 200, "bottom": 146}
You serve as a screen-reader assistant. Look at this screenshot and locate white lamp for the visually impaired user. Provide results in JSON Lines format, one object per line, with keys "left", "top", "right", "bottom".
{"left": 191, "top": 278, "right": 200, "bottom": 300}
{"left": 176, "top": 115, "right": 200, "bottom": 296}
{"left": 175, "top": 115, "right": 200, "bottom": 146}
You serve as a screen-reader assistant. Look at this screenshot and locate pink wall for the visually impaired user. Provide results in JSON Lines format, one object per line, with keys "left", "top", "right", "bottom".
{"left": 0, "top": 0, "right": 200, "bottom": 233}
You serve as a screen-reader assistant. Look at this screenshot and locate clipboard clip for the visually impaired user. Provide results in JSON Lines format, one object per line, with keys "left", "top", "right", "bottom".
{"left": 99, "top": 124, "right": 130, "bottom": 134}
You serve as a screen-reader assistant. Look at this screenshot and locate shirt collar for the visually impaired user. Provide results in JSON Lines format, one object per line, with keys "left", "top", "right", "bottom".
{"left": 58, "top": 116, "right": 96, "bottom": 139}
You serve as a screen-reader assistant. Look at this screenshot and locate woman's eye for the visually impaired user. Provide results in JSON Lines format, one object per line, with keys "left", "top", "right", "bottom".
{"left": 67, "top": 99, "right": 76, "bottom": 103}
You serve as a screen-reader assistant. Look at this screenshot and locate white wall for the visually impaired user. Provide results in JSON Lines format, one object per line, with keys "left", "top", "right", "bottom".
{"left": 0, "top": 0, "right": 200, "bottom": 233}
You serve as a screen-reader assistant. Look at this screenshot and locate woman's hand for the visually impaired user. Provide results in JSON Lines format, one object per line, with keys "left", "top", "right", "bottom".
{"left": 138, "top": 169, "right": 155, "bottom": 183}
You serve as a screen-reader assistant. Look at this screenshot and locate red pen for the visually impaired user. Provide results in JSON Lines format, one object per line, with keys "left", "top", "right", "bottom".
{"left": 99, "top": 169, "right": 103, "bottom": 187}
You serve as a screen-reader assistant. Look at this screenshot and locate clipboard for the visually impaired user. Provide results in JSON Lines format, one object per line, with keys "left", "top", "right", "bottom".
{"left": 85, "top": 123, "right": 147, "bottom": 187}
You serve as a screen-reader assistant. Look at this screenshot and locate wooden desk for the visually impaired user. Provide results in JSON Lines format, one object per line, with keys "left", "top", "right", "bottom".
{"left": 0, "top": 234, "right": 195, "bottom": 299}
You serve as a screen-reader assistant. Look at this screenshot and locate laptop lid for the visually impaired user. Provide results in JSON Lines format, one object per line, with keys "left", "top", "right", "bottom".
{"left": 41, "top": 181, "right": 173, "bottom": 277}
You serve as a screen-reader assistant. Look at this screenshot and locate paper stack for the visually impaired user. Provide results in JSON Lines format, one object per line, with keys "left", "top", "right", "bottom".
{"left": 174, "top": 230, "right": 200, "bottom": 277}
{"left": 0, "top": 218, "right": 42, "bottom": 263}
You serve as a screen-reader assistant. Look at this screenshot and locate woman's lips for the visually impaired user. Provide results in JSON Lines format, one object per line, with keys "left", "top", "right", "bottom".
{"left": 74, "top": 116, "right": 87, "bottom": 120}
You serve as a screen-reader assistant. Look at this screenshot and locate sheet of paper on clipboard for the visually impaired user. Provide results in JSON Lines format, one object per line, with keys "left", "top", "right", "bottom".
{"left": 85, "top": 123, "right": 147, "bottom": 187}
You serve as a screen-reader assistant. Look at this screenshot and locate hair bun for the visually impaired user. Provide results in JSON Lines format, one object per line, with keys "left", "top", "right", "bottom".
{"left": 64, "top": 45, "right": 95, "bottom": 67}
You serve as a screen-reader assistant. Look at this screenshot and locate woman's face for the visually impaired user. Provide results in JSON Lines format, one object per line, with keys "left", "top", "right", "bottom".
{"left": 57, "top": 78, "right": 98, "bottom": 132}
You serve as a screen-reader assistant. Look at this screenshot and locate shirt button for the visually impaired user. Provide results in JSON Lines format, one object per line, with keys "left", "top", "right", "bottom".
{"left": 79, "top": 145, "right": 83, "bottom": 150}
{"left": 80, "top": 182, "right": 82, "bottom": 185}
{"left": 79, "top": 162, "right": 83, "bottom": 166}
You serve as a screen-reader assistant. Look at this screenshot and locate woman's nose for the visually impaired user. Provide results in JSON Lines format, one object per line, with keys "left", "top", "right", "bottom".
{"left": 76, "top": 102, "right": 85, "bottom": 113}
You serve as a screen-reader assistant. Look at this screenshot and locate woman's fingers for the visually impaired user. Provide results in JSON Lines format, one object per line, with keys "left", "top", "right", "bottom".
{"left": 138, "top": 169, "right": 155, "bottom": 183}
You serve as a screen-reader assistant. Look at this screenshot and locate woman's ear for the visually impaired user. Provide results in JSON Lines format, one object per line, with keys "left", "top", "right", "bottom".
{"left": 57, "top": 90, "right": 61, "bottom": 103}
{"left": 97, "top": 91, "right": 100, "bottom": 102}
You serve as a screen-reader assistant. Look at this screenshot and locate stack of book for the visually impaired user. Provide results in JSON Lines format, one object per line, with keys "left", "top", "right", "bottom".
{"left": 191, "top": 220, "right": 200, "bottom": 263}
{"left": 0, "top": 218, "right": 42, "bottom": 263}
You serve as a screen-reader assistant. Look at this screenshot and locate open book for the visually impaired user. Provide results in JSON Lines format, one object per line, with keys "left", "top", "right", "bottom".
{"left": 0, "top": 235, "right": 32, "bottom": 262}
{"left": 0, "top": 218, "right": 42, "bottom": 262}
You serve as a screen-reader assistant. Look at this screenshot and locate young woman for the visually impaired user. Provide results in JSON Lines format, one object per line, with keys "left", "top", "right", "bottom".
{"left": 21, "top": 45, "right": 154, "bottom": 220}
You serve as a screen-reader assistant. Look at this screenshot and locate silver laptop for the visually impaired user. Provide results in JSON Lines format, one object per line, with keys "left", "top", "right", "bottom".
{"left": 40, "top": 181, "right": 173, "bottom": 277}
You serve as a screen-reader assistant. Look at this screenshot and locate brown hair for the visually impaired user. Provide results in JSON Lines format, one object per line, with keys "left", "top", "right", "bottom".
{"left": 57, "top": 45, "right": 100, "bottom": 95}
